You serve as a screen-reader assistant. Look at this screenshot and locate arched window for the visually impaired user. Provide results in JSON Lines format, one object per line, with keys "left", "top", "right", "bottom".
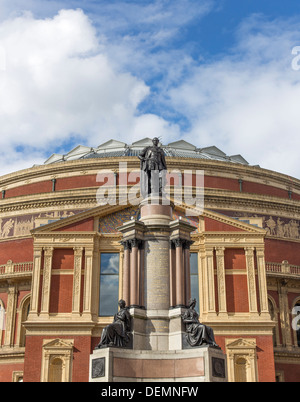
{"left": 49, "top": 358, "right": 63, "bottom": 383}
{"left": 268, "top": 297, "right": 278, "bottom": 347}
{"left": 18, "top": 295, "right": 30, "bottom": 347}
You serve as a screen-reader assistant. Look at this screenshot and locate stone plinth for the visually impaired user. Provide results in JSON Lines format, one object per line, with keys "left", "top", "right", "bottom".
{"left": 128, "top": 307, "right": 185, "bottom": 351}
{"left": 90, "top": 346, "right": 227, "bottom": 382}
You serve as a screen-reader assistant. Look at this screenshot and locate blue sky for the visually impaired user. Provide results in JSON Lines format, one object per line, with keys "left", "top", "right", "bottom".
{"left": 1, "top": 0, "right": 300, "bottom": 178}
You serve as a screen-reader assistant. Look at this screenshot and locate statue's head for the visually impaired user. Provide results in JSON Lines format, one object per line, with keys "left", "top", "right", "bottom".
{"left": 118, "top": 299, "right": 126, "bottom": 309}
{"left": 152, "top": 137, "right": 159, "bottom": 146}
{"left": 188, "top": 298, "right": 197, "bottom": 308}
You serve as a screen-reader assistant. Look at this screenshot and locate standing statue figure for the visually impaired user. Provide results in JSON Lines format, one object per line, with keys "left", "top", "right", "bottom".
{"left": 138, "top": 137, "right": 167, "bottom": 198}
{"left": 95, "top": 300, "right": 131, "bottom": 349}
{"left": 182, "top": 298, "right": 219, "bottom": 348}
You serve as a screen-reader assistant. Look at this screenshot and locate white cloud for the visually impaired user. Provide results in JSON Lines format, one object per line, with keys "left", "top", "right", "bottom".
{"left": 1, "top": 5, "right": 300, "bottom": 182}
{"left": 0, "top": 8, "right": 179, "bottom": 175}
{"left": 168, "top": 16, "right": 300, "bottom": 178}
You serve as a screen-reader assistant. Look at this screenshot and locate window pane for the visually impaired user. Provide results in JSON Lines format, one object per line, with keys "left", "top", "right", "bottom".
{"left": 99, "top": 253, "right": 120, "bottom": 316}
{"left": 190, "top": 253, "right": 199, "bottom": 314}
{"left": 100, "top": 253, "right": 120, "bottom": 274}
{"left": 190, "top": 253, "right": 198, "bottom": 274}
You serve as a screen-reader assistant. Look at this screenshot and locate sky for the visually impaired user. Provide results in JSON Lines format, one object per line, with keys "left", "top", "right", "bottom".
{"left": 1, "top": 0, "right": 300, "bottom": 178}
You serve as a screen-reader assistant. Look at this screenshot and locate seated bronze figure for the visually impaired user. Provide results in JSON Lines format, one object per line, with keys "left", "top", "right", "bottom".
{"left": 182, "top": 298, "right": 219, "bottom": 348}
{"left": 96, "top": 300, "right": 131, "bottom": 349}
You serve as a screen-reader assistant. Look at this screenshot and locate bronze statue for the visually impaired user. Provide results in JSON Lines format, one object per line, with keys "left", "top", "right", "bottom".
{"left": 182, "top": 298, "right": 219, "bottom": 348}
{"left": 138, "top": 137, "right": 167, "bottom": 197}
{"left": 95, "top": 300, "right": 131, "bottom": 349}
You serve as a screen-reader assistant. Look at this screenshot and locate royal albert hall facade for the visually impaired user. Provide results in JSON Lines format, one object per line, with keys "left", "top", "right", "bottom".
{"left": 0, "top": 138, "right": 299, "bottom": 382}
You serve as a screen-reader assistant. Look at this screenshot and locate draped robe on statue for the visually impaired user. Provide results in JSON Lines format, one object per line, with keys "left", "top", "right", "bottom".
{"left": 182, "top": 304, "right": 218, "bottom": 348}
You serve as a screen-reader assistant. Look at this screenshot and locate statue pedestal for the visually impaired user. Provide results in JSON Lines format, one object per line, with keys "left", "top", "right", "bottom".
{"left": 89, "top": 346, "right": 227, "bottom": 382}
{"left": 90, "top": 195, "right": 228, "bottom": 382}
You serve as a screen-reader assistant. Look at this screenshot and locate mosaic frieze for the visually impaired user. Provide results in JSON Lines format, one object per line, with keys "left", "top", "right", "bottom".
{"left": 99, "top": 207, "right": 199, "bottom": 234}
{"left": 0, "top": 210, "right": 84, "bottom": 239}
{"left": 99, "top": 207, "right": 140, "bottom": 233}
{"left": 214, "top": 210, "right": 300, "bottom": 240}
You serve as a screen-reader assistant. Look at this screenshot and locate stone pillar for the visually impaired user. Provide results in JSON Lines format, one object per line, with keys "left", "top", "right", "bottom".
{"left": 175, "top": 239, "right": 184, "bottom": 307}
{"left": 72, "top": 247, "right": 83, "bottom": 315}
{"left": 144, "top": 237, "right": 170, "bottom": 310}
{"left": 205, "top": 248, "right": 216, "bottom": 314}
{"left": 215, "top": 247, "right": 227, "bottom": 316}
{"left": 118, "top": 195, "right": 196, "bottom": 352}
{"left": 169, "top": 241, "right": 176, "bottom": 308}
{"left": 256, "top": 247, "right": 269, "bottom": 315}
{"left": 130, "top": 239, "right": 139, "bottom": 308}
{"left": 122, "top": 241, "right": 131, "bottom": 306}
{"left": 199, "top": 248, "right": 207, "bottom": 316}
{"left": 83, "top": 248, "right": 94, "bottom": 319}
{"left": 4, "top": 284, "right": 17, "bottom": 347}
{"left": 30, "top": 247, "right": 43, "bottom": 316}
{"left": 139, "top": 243, "right": 145, "bottom": 308}
{"left": 183, "top": 240, "right": 192, "bottom": 306}
{"left": 245, "top": 247, "right": 258, "bottom": 314}
{"left": 40, "top": 247, "right": 53, "bottom": 316}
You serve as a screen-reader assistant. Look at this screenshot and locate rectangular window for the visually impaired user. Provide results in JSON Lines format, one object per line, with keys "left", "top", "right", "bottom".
{"left": 190, "top": 253, "right": 199, "bottom": 313}
{"left": 99, "top": 253, "right": 120, "bottom": 316}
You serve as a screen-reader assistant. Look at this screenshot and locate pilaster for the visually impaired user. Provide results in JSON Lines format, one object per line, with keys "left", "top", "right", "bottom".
{"left": 30, "top": 247, "right": 43, "bottom": 316}
{"left": 256, "top": 247, "right": 269, "bottom": 315}
{"left": 245, "top": 247, "right": 258, "bottom": 315}
{"left": 83, "top": 247, "right": 94, "bottom": 319}
{"left": 3, "top": 283, "right": 18, "bottom": 347}
{"left": 205, "top": 247, "right": 216, "bottom": 315}
{"left": 215, "top": 247, "right": 227, "bottom": 317}
{"left": 72, "top": 247, "right": 83, "bottom": 315}
{"left": 40, "top": 247, "right": 54, "bottom": 317}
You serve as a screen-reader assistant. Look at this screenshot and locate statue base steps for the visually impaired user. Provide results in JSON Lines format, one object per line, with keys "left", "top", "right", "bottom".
{"left": 89, "top": 346, "right": 227, "bottom": 383}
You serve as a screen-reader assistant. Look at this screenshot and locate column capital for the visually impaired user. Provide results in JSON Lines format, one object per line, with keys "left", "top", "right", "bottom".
{"left": 129, "top": 238, "right": 144, "bottom": 249}
{"left": 255, "top": 247, "right": 265, "bottom": 257}
{"left": 182, "top": 240, "right": 194, "bottom": 250}
{"left": 215, "top": 246, "right": 225, "bottom": 254}
{"left": 121, "top": 240, "right": 131, "bottom": 251}
{"left": 33, "top": 247, "right": 43, "bottom": 257}
{"left": 173, "top": 238, "right": 184, "bottom": 248}
{"left": 73, "top": 247, "right": 84, "bottom": 256}
{"left": 43, "top": 247, "right": 54, "bottom": 256}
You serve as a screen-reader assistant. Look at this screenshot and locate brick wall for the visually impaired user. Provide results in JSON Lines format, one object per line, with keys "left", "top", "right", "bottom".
{"left": 216, "top": 335, "right": 276, "bottom": 382}
{"left": 0, "top": 238, "right": 33, "bottom": 265}
{"left": 23, "top": 335, "right": 91, "bottom": 382}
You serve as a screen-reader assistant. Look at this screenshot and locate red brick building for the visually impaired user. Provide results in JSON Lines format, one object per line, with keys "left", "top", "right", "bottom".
{"left": 0, "top": 138, "right": 299, "bottom": 382}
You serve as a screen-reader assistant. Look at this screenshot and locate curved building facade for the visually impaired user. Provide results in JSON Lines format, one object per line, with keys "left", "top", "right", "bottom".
{"left": 0, "top": 138, "right": 299, "bottom": 382}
